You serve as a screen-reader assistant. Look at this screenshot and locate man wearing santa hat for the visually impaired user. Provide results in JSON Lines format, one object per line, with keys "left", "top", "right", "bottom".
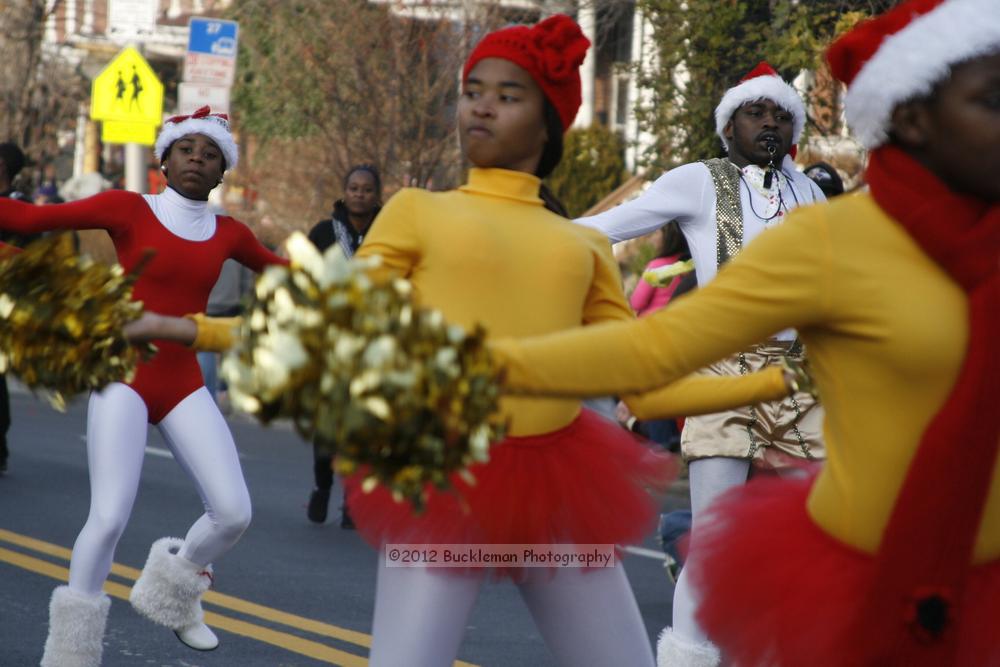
{"left": 576, "top": 62, "right": 827, "bottom": 665}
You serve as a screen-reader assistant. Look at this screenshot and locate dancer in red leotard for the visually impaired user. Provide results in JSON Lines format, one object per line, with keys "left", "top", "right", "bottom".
{"left": 0, "top": 107, "right": 286, "bottom": 667}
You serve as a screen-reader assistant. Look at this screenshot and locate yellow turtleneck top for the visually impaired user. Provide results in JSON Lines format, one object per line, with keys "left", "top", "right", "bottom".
{"left": 355, "top": 168, "right": 787, "bottom": 437}
{"left": 493, "top": 191, "right": 1000, "bottom": 561}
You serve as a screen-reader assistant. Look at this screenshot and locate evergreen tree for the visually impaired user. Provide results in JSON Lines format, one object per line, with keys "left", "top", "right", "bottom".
{"left": 546, "top": 125, "right": 626, "bottom": 219}
{"left": 633, "top": 0, "right": 901, "bottom": 170}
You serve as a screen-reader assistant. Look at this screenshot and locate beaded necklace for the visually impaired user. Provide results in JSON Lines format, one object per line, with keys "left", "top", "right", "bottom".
{"left": 739, "top": 167, "right": 804, "bottom": 223}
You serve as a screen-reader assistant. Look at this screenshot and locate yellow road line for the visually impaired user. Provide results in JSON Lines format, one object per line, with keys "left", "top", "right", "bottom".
{"left": 0, "top": 528, "right": 372, "bottom": 648}
{"left": 203, "top": 611, "right": 370, "bottom": 666}
{"left": 201, "top": 589, "right": 373, "bottom": 648}
{"left": 0, "top": 530, "right": 479, "bottom": 667}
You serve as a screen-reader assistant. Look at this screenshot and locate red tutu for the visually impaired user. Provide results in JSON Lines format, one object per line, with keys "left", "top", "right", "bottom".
{"left": 345, "top": 409, "right": 676, "bottom": 578}
{"left": 689, "top": 474, "right": 1000, "bottom": 667}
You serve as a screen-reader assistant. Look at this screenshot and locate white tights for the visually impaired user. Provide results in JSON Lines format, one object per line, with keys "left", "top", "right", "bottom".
{"left": 368, "top": 560, "right": 656, "bottom": 667}
{"left": 68, "top": 383, "right": 251, "bottom": 596}
{"left": 671, "top": 457, "right": 750, "bottom": 644}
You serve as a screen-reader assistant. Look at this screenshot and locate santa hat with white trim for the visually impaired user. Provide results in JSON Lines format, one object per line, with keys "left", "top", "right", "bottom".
{"left": 828, "top": 0, "right": 1000, "bottom": 150}
{"left": 714, "top": 61, "right": 806, "bottom": 150}
{"left": 154, "top": 106, "right": 238, "bottom": 170}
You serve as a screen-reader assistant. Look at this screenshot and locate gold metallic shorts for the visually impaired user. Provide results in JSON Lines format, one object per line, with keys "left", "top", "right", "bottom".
{"left": 680, "top": 341, "right": 825, "bottom": 466}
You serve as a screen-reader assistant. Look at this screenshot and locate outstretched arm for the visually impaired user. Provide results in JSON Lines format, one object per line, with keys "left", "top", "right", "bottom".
{"left": 0, "top": 190, "right": 138, "bottom": 236}
{"left": 575, "top": 163, "right": 710, "bottom": 243}
{"left": 622, "top": 367, "right": 790, "bottom": 420}
{"left": 124, "top": 312, "right": 239, "bottom": 352}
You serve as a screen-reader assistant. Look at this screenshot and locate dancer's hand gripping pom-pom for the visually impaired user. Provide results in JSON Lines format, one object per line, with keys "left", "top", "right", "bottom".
{"left": 221, "top": 232, "right": 506, "bottom": 511}
{"left": 0, "top": 234, "right": 153, "bottom": 410}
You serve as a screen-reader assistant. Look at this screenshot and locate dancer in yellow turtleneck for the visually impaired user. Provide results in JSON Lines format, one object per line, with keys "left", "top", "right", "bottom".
{"left": 343, "top": 17, "right": 794, "bottom": 667}
{"left": 354, "top": 167, "right": 787, "bottom": 436}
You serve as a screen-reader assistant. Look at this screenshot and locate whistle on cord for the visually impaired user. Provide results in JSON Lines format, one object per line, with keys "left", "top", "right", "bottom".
{"left": 763, "top": 142, "right": 777, "bottom": 189}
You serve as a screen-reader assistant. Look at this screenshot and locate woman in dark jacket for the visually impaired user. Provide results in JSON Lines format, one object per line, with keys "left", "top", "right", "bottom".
{"left": 305, "top": 164, "right": 382, "bottom": 526}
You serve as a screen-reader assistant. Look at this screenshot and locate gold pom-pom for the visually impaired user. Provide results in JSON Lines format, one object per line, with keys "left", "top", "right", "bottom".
{"left": 0, "top": 234, "right": 153, "bottom": 410}
{"left": 222, "top": 232, "right": 506, "bottom": 511}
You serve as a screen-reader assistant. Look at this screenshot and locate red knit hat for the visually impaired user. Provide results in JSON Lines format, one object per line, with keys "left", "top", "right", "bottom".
{"left": 462, "top": 14, "right": 591, "bottom": 132}
{"left": 827, "top": 0, "right": 1000, "bottom": 149}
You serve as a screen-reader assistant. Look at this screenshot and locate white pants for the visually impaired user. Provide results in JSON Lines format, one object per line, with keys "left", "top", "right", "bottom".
{"left": 671, "top": 457, "right": 751, "bottom": 644}
{"left": 368, "top": 559, "right": 656, "bottom": 667}
{"left": 68, "top": 383, "right": 251, "bottom": 596}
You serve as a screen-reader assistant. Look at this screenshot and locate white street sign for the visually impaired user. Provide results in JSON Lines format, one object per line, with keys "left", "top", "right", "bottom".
{"left": 178, "top": 82, "right": 231, "bottom": 115}
{"left": 107, "top": 0, "right": 158, "bottom": 42}
{"left": 184, "top": 52, "right": 236, "bottom": 87}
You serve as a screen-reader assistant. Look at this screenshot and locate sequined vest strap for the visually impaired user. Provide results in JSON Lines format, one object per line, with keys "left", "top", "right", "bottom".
{"left": 702, "top": 158, "right": 743, "bottom": 268}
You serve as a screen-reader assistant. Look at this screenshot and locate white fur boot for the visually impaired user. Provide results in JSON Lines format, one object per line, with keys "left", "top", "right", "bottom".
{"left": 40, "top": 586, "right": 111, "bottom": 667}
{"left": 657, "top": 627, "right": 721, "bottom": 667}
{"left": 129, "top": 537, "right": 218, "bottom": 651}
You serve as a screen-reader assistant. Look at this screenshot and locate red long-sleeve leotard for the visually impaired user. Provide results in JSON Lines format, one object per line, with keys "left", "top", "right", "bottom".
{"left": 0, "top": 190, "right": 285, "bottom": 422}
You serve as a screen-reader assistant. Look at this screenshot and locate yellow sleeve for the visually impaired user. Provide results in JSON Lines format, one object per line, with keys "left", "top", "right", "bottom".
{"left": 185, "top": 314, "right": 242, "bottom": 352}
{"left": 493, "top": 208, "right": 833, "bottom": 397}
{"left": 579, "top": 231, "right": 634, "bottom": 324}
{"left": 354, "top": 189, "right": 423, "bottom": 282}
{"left": 622, "top": 366, "right": 788, "bottom": 419}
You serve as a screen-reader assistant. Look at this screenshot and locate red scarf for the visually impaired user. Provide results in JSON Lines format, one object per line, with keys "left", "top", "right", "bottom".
{"left": 853, "top": 146, "right": 1000, "bottom": 664}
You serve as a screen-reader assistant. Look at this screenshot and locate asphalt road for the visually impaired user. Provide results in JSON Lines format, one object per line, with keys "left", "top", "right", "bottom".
{"left": 0, "top": 387, "right": 686, "bottom": 667}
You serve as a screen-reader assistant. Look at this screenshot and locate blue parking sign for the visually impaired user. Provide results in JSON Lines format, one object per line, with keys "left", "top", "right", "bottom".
{"left": 187, "top": 18, "right": 238, "bottom": 58}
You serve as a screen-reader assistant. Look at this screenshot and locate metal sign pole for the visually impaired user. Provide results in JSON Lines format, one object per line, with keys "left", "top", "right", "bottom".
{"left": 124, "top": 41, "right": 146, "bottom": 194}
{"left": 124, "top": 143, "right": 146, "bottom": 193}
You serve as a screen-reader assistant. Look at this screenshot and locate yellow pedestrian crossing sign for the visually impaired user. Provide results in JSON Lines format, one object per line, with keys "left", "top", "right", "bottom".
{"left": 90, "top": 47, "right": 163, "bottom": 127}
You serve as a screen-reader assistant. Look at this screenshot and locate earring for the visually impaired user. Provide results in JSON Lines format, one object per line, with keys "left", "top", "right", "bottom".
{"left": 161, "top": 165, "right": 167, "bottom": 173}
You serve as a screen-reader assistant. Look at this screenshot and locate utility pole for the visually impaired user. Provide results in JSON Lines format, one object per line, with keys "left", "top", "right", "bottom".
{"left": 124, "top": 41, "right": 147, "bottom": 194}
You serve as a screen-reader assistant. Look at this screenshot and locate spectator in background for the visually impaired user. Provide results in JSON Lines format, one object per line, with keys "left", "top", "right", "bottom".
{"left": 36, "top": 163, "right": 59, "bottom": 195}
{"left": 0, "top": 142, "right": 32, "bottom": 475}
{"left": 0, "top": 142, "right": 31, "bottom": 204}
{"left": 804, "top": 161, "right": 845, "bottom": 198}
{"left": 304, "top": 164, "right": 382, "bottom": 527}
{"left": 34, "top": 184, "right": 64, "bottom": 206}
{"left": 629, "top": 221, "right": 690, "bottom": 316}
